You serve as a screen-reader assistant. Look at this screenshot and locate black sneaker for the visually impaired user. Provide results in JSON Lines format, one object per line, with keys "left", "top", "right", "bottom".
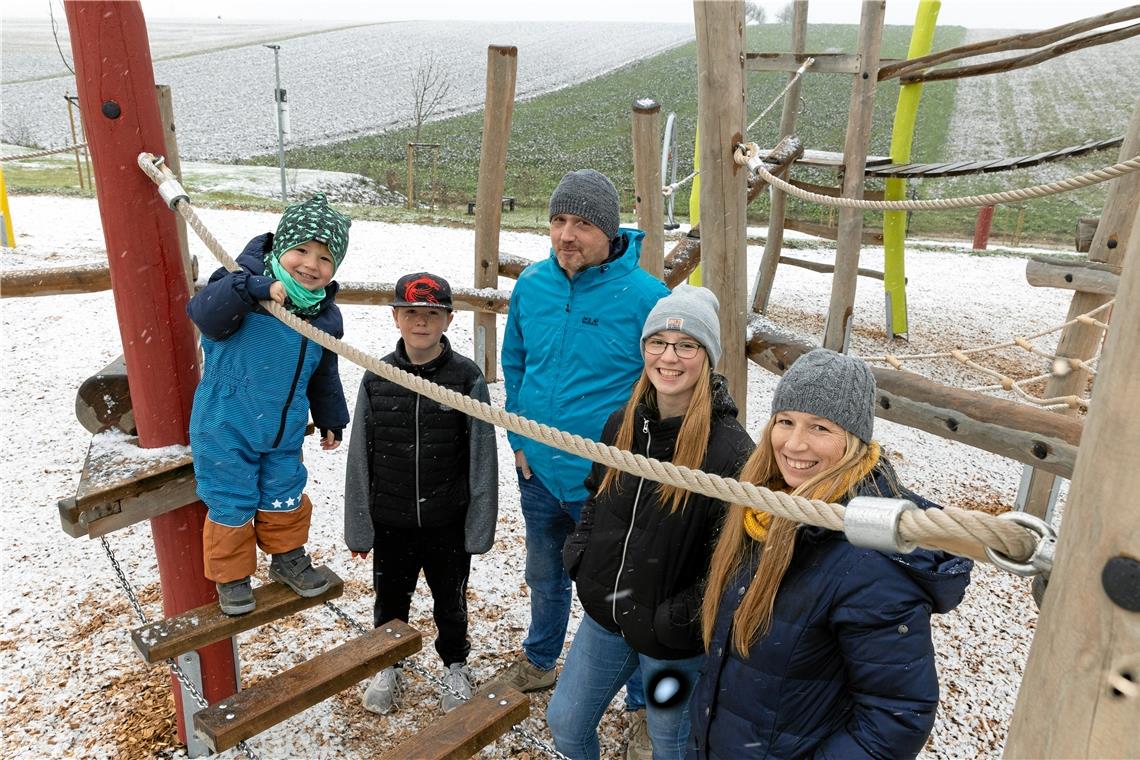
{"left": 217, "top": 577, "right": 256, "bottom": 616}
{"left": 268, "top": 547, "right": 330, "bottom": 597}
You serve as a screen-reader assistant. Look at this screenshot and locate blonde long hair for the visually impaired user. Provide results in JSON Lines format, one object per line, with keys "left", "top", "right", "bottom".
{"left": 701, "top": 417, "right": 873, "bottom": 654}
{"left": 597, "top": 354, "right": 713, "bottom": 513}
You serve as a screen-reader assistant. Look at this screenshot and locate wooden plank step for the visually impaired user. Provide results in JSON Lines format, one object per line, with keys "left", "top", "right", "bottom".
{"left": 130, "top": 568, "right": 344, "bottom": 664}
{"left": 194, "top": 620, "right": 422, "bottom": 753}
{"left": 379, "top": 682, "right": 529, "bottom": 760}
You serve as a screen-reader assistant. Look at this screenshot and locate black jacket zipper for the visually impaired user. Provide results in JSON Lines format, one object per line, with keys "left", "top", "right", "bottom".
{"left": 272, "top": 336, "right": 309, "bottom": 448}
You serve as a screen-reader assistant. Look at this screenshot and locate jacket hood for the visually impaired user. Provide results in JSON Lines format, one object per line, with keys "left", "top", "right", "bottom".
{"left": 801, "top": 459, "right": 972, "bottom": 614}
{"left": 545, "top": 227, "right": 646, "bottom": 281}
{"left": 709, "top": 372, "right": 738, "bottom": 420}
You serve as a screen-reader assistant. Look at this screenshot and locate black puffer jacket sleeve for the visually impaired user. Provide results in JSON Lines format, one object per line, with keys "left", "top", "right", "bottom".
{"left": 563, "top": 411, "right": 623, "bottom": 581}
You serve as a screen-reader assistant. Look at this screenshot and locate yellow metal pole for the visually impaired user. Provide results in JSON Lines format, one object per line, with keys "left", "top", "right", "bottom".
{"left": 0, "top": 164, "right": 16, "bottom": 248}
{"left": 688, "top": 125, "right": 702, "bottom": 285}
{"left": 883, "top": 0, "right": 940, "bottom": 338}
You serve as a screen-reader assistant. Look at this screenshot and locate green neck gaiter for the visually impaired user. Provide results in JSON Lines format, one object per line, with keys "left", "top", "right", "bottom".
{"left": 269, "top": 256, "right": 325, "bottom": 314}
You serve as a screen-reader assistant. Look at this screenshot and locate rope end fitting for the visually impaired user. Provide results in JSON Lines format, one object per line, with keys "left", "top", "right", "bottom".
{"left": 158, "top": 177, "right": 190, "bottom": 210}
{"left": 844, "top": 496, "right": 918, "bottom": 554}
{"left": 984, "top": 511, "right": 1056, "bottom": 578}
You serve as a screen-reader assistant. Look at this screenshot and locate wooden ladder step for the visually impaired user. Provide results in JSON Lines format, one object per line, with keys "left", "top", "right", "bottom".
{"left": 130, "top": 567, "right": 344, "bottom": 664}
{"left": 379, "top": 682, "right": 529, "bottom": 760}
{"left": 194, "top": 620, "right": 422, "bottom": 753}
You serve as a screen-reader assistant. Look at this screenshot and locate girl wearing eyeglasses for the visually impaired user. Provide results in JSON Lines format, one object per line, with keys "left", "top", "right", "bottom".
{"left": 548, "top": 285, "right": 754, "bottom": 760}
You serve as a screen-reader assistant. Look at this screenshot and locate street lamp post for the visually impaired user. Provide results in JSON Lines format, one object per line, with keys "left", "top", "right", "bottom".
{"left": 265, "top": 44, "right": 288, "bottom": 202}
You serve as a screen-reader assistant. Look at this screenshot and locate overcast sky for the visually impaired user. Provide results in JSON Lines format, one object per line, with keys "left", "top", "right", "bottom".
{"left": 2, "top": 0, "right": 1133, "bottom": 29}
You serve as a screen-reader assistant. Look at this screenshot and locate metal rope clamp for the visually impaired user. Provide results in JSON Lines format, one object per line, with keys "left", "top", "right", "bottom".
{"left": 984, "top": 511, "right": 1057, "bottom": 578}
{"left": 844, "top": 496, "right": 918, "bottom": 554}
{"left": 157, "top": 177, "right": 189, "bottom": 210}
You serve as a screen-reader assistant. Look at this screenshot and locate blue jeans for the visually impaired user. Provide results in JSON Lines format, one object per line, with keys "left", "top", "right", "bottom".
{"left": 518, "top": 470, "right": 645, "bottom": 710}
{"left": 518, "top": 469, "right": 582, "bottom": 671}
{"left": 547, "top": 615, "right": 703, "bottom": 760}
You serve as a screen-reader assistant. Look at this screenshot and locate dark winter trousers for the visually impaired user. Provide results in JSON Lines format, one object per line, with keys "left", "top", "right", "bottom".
{"left": 372, "top": 521, "right": 472, "bottom": 667}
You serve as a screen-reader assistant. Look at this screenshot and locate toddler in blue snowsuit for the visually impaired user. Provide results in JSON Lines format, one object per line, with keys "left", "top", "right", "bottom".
{"left": 188, "top": 194, "right": 351, "bottom": 615}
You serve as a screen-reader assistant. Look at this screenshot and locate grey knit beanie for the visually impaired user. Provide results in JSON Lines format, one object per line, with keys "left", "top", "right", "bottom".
{"left": 641, "top": 284, "right": 722, "bottom": 368}
{"left": 548, "top": 169, "right": 621, "bottom": 240}
{"left": 771, "top": 348, "right": 877, "bottom": 443}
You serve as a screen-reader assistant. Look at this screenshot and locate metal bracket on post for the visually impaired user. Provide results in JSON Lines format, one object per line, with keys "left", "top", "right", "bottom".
{"left": 1014, "top": 464, "right": 1064, "bottom": 522}
{"left": 474, "top": 324, "right": 487, "bottom": 378}
{"left": 176, "top": 651, "right": 209, "bottom": 758}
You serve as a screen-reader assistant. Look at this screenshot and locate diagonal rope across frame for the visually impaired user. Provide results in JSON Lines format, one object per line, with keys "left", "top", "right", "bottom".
{"left": 137, "top": 152, "right": 1039, "bottom": 566}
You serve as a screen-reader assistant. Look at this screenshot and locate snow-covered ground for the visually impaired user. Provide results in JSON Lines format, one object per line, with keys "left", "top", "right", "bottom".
{"left": 2, "top": 18, "right": 694, "bottom": 159}
{"left": 0, "top": 193, "right": 1073, "bottom": 758}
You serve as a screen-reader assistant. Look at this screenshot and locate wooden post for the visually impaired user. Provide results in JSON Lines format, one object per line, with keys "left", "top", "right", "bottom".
{"left": 821, "top": 0, "right": 885, "bottom": 352}
{"left": 65, "top": 96, "right": 85, "bottom": 190}
{"left": 406, "top": 142, "right": 415, "bottom": 210}
{"left": 1019, "top": 96, "right": 1140, "bottom": 519}
{"left": 972, "top": 204, "right": 995, "bottom": 250}
{"left": 694, "top": 0, "right": 748, "bottom": 422}
{"left": 1003, "top": 174, "right": 1140, "bottom": 756}
{"left": 63, "top": 0, "right": 237, "bottom": 744}
{"left": 155, "top": 85, "right": 196, "bottom": 301}
{"left": 631, "top": 98, "right": 664, "bottom": 278}
{"left": 751, "top": 0, "right": 807, "bottom": 314}
{"left": 472, "top": 45, "right": 517, "bottom": 383}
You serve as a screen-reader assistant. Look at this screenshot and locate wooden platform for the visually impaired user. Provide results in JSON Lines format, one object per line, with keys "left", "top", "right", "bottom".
{"left": 193, "top": 620, "right": 422, "bottom": 753}
{"left": 130, "top": 568, "right": 344, "bottom": 664}
{"left": 57, "top": 431, "right": 195, "bottom": 538}
{"left": 379, "top": 683, "right": 529, "bottom": 760}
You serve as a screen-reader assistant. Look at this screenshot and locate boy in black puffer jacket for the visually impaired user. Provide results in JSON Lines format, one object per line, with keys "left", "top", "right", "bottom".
{"left": 344, "top": 272, "right": 498, "bottom": 715}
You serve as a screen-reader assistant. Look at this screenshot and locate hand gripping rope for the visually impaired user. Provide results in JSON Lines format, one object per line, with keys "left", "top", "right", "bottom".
{"left": 136, "top": 152, "right": 1054, "bottom": 579}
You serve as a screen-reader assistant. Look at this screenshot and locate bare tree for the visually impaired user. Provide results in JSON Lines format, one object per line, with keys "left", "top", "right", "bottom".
{"left": 410, "top": 52, "right": 452, "bottom": 142}
{"left": 776, "top": 2, "right": 795, "bottom": 24}
{"left": 744, "top": 1, "right": 767, "bottom": 25}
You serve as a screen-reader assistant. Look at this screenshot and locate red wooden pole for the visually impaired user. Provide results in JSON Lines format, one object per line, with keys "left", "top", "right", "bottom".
{"left": 973, "top": 204, "right": 996, "bottom": 250}
{"left": 63, "top": 0, "right": 237, "bottom": 743}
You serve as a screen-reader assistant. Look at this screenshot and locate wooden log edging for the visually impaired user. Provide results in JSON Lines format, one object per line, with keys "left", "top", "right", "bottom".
{"left": 745, "top": 314, "right": 1081, "bottom": 477}
{"left": 1, "top": 261, "right": 112, "bottom": 297}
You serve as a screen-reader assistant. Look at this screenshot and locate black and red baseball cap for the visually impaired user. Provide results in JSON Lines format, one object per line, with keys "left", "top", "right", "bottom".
{"left": 392, "top": 271, "right": 453, "bottom": 310}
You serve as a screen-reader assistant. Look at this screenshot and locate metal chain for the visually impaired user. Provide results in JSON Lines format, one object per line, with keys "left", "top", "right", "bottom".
{"left": 322, "top": 601, "right": 572, "bottom": 760}
{"left": 97, "top": 537, "right": 259, "bottom": 760}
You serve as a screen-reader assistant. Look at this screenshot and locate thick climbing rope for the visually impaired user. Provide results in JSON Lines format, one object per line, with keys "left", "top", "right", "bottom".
{"left": 735, "top": 142, "right": 1140, "bottom": 211}
{"left": 137, "top": 153, "right": 1041, "bottom": 567}
{"left": 1, "top": 143, "right": 88, "bottom": 161}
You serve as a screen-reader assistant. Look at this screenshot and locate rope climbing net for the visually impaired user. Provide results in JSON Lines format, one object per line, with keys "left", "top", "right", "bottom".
{"left": 861, "top": 299, "right": 1113, "bottom": 411}
{"left": 137, "top": 151, "right": 1053, "bottom": 573}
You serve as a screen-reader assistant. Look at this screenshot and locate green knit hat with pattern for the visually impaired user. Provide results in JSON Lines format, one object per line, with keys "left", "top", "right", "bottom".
{"left": 270, "top": 193, "right": 351, "bottom": 272}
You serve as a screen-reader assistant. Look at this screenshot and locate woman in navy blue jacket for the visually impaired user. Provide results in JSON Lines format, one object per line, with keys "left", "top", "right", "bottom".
{"left": 688, "top": 349, "right": 972, "bottom": 759}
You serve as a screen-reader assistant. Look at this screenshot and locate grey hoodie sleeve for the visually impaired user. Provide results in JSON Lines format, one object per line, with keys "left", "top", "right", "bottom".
{"left": 464, "top": 374, "right": 499, "bottom": 554}
{"left": 343, "top": 377, "right": 374, "bottom": 554}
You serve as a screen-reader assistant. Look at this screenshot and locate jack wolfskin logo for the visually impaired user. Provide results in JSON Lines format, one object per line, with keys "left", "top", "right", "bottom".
{"left": 581, "top": 316, "right": 599, "bottom": 326}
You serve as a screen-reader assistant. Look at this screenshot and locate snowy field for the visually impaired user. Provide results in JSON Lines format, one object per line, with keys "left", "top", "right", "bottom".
{"left": 0, "top": 193, "right": 1075, "bottom": 758}
{"left": 2, "top": 18, "right": 694, "bottom": 159}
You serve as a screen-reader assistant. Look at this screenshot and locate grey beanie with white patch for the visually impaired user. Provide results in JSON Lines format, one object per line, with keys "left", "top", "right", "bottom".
{"left": 640, "top": 284, "right": 722, "bottom": 368}
{"left": 771, "top": 348, "right": 877, "bottom": 443}
{"left": 548, "top": 169, "right": 621, "bottom": 241}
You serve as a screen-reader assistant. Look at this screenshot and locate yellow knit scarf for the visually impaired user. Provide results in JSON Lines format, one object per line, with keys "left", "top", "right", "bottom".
{"left": 743, "top": 441, "right": 881, "bottom": 542}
